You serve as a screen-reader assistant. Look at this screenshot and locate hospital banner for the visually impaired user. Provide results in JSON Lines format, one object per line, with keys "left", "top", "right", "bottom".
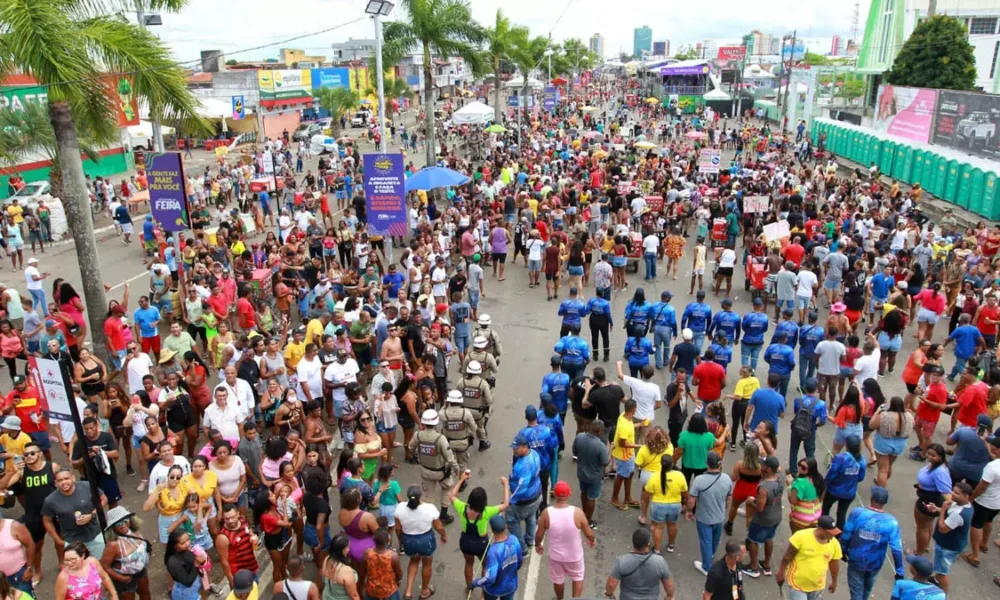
{"left": 28, "top": 357, "right": 71, "bottom": 422}
{"left": 873, "top": 85, "right": 938, "bottom": 143}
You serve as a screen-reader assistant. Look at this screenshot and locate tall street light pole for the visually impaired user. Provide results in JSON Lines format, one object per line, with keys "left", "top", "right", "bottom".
{"left": 366, "top": 0, "right": 394, "bottom": 154}
{"left": 135, "top": 7, "right": 165, "bottom": 151}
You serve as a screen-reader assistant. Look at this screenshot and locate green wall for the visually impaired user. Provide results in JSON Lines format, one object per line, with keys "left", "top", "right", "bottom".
{"left": 1, "top": 152, "right": 129, "bottom": 195}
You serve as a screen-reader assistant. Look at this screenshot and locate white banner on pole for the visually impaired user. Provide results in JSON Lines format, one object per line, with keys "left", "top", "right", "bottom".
{"left": 698, "top": 148, "right": 722, "bottom": 173}
{"left": 744, "top": 195, "right": 770, "bottom": 214}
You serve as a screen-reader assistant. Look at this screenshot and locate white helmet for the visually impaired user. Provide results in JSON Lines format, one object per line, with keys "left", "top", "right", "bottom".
{"left": 421, "top": 409, "right": 440, "bottom": 426}
{"left": 446, "top": 390, "right": 464, "bottom": 404}
{"left": 473, "top": 336, "right": 488, "bottom": 349}
{"left": 467, "top": 360, "right": 483, "bottom": 375}
{"left": 478, "top": 314, "right": 492, "bottom": 326}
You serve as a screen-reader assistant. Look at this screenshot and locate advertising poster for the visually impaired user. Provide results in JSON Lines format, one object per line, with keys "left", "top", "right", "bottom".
{"left": 29, "top": 357, "right": 70, "bottom": 422}
{"left": 146, "top": 152, "right": 190, "bottom": 231}
{"left": 363, "top": 153, "right": 407, "bottom": 236}
{"left": 232, "top": 96, "right": 245, "bottom": 120}
{"left": 873, "top": 85, "right": 938, "bottom": 143}
{"left": 257, "top": 69, "right": 313, "bottom": 101}
{"left": 717, "top": 46, "right": 746, "bottom": 61}
{"left": 104, "top": 75, "right": 140, "bottom": 127}
{"left": 744, "top": 195, "right": 770, "bottom": 213}
{"left": 932, "top": 90, "right": 1000, "bottom": 159}
{"left": 698, "top": 148, "right": 722, "bottom": 173}
{"left": 543, "top": 86, "right": 557, "bottom": 112}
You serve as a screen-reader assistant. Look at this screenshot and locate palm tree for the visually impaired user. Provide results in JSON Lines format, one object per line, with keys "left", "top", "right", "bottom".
{"left": 0, "top": 0, "right": 204, "bottom": 351}
{"left": 483, "top": 10, "right": 528, "bottom": 124}
{"left": 512, "top": 35, "right": 550, "bottom": 116}
{"left": 383, "top": 0, "right": 485, "bottom": 166}
{"left": 315, "top": 87, "right": 360, "bottom": 133}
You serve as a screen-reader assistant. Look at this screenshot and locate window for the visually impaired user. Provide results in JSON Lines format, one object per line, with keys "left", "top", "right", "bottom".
{"left": 878, "top": 5, "right": 894, "bottom": 63}
{"left": 970, "top": 17, "right": 998, "bottom": 35}
{"left": 991, "top": 41, "right": 1000, "bottom": 79}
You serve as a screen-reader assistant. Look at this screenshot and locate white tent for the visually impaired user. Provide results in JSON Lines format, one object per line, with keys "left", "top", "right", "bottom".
{"left": 703, "top": 88, "right": 731, "bottom": 101}
{"left": 451, "top": 101, "right": 494, "bottom": 125}
{"left": 195, "top": 98, "right": 234, "bottom": 119}
{"left": 127, "top": 120, "right": 174, "bottom": 148}
{"left": 503, "top": 76, "right": 544, "bottom": 90}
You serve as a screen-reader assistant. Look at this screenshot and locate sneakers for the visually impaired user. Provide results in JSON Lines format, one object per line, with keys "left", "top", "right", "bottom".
{"left": 694, "top": 560, "right": 708, "bottom": 576}
{"left": 728, "top": 443, "right": 736, "bottom": 452}
{"left": 126, "top": 465, "right": 136, "bottom": 477}
{"left": 589, "top": 520, "right": 598, "bottom": 530}
{"left": 666, "top": 544, "right": 675, "bottom": 553}
{"left": 478, "top": 440, "right": 492, "bottom": 452}
{"left": 137, "top": 480, "right": 147, "bottom": 492}
{"left": 741, "top": 566, "right": 761, "bottom": 578}
{"left": 302, "top": 550, "right": 313, "bottom": 562}
{"left": 762, "top": 566, "right": 773, "bottom": 577}
{"left": 440, "top": 513, "right": 455, "bottom": 525}
{"left": 724, "top": 521, "right": 733, "bottom": 536}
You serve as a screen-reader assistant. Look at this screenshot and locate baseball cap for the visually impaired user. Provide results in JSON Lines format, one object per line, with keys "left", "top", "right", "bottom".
{"left": 906, "top": 554, "right": 934, "bottom": 577}
{"left": 682, "top": 328, "right": 693, "bottom": 341}
{"left": 661, "top": 291, "right": 673, "bottom": 299}
{"left": 510, "top": 433, "right": 530, "bottom": 448}
{"left": 977, "top": 414, "right": 994, "bottom": 428}
{"left": 762, "top": 456, "right": 780, "bottom": 470}
{"left": 232, "top": 570, "right": 255, "bottom": 596}
{"left": 870, "top": 486, "right": 889, "bottom": 505}
{"left": 11, "top": 375, "right": 25, "bottom": 385}
{"left": 817, "top": 515, "right": 842, "bottom": 535}
{"left": 489, "top": 514, "right": 507, "bottom": 532}
{"left": 27, "top": 257, "right": 38, "bottom": 264}
{"left": 753, "top": 297, "right": 763, "bottom": 307}
{"left": 552, "top": 481, "right": 571, "bottom": 498}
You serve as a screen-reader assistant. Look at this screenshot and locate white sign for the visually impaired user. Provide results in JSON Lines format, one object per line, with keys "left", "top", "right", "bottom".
{"left": 698, "top": 149, "right": 722, "bottom": 174}
{"left": 262, "top": 150, "right": 274, "bottom": 177}
{"left": 30, "top": 357, "right": 72, "bottom": 422}
{"left": 763, "top": 220, "right": 791, "bottom": 242}
{"left": 744, "top": 195, "right": 770, "bottom": 214}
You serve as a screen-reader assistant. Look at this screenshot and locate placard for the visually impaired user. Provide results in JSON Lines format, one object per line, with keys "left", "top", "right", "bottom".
{"left": 698, "top": 148, "right": 722, "bottom": 173}
{"left": 363, "top": 153, "right": 407, "bottom": 237}
{"left": 29, "top": 357, "right": 71, "bottom": 421}
{"left": 146, "top": 152, "right": 190, "bottom": 232}
{"left": 744, "top": 195, "right": 770, "bottom": 214}
{"left": 763, "top": 219, "right": 790, "bottom": 242}
{"left": 639, "top": 180, "right": 654, "bottom": 195}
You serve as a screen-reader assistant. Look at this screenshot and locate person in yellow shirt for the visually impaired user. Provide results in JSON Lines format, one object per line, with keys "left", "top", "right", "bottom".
{"left": 610, "top": 400, "right": 642, "bottom": 511}
{"left": 635, "top": 426, "right": 673, "bottom": 526}
{"left": 6, "top": 200, "right": 23, "bottom": 226}
{"left": 643, "top": 454, "right": 688, "bottom": 553}
{"left": 283, "top": 327, "right": 307, "bottom": 372}
{"left": 305, "top": 314, "right": 328, "bottom": 347}
{"left": 726, "top": 366, "right": 760, "bottom": 450}
{"left": 777, "top": 515, "right": 843, "bottom": 596}
{"left": 0, "top": 417, "right": 32, "bottom": 472}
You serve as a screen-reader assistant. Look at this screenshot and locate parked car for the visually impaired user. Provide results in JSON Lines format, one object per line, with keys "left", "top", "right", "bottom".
{"left": 350, "top": 110, "right": 371, "bottom": 127}
{"left": 293, "top": 123, "right": 323, "bottom": 142}
{"left": 3, "top": 181, "right": 50, "bottom": 210}
{"left": 956, "top": 111, "right": 996, "bottom": 147}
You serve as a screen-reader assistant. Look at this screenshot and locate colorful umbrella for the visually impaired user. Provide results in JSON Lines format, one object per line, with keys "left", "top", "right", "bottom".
{"left": 484, "top": 124, "right": 507, "bottom": 133}
{"left": 404, "top": 167, "right": 471, "bottom": 191}
{"left": 645, "top": 97, "right": 659, "bottom": 104}
{"left": 633, "top": 141, "right": 657, "bottom": 149}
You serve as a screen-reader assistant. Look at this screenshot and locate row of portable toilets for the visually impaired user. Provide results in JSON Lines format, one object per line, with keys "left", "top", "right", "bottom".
{"left": 811, "top": 118, "right": 1000, "bottom": 221}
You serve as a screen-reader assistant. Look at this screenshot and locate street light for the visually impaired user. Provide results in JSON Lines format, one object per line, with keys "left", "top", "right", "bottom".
{"left": 544, "top": 48, "right": 554, "bottom": 82}
{"left": 365, "top": 0, "right": 394, "bottom": 153}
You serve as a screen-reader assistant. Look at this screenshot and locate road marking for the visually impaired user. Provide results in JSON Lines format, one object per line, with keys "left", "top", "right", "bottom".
{"left": 108, "top": 270, "right": 150, "bottom": 291}
{"left": 522, "top": 546, "right": 542, "bottom": 600}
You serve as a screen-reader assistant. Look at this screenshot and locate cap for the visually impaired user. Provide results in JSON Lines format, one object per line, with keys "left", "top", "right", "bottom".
{"left": 2, "top": 416, "right": 21, "bottom": 430}
{"left": 831, "top": 302, "right": 847, "bottom": 313}
{"left": 467, "top": 360, "right": 482, "bottom": 375}
{"left": 11, "top": 375, "right": 25, "bottom": 385}
{"left": 27, "top": 257, "right": 38, "bottom": 264}
{"left": 478, "top": 314, "right": 492, "bottom": 326}
{"left": 524, "top": 405, "right": 538, "bottom": 421}
{"left": 104, "top": 506, "right": 135, "bottom": 531}
{"left": 706, "top": 451, "right": 722, "bottom": 468}
{"left": 511, "top": 433, "right": 530, "bottom": 448}
{"left": 473, "top": 336, "right": 488, "bottom": 349}
{"left": 661, "top": 291, "right": 673, "bottom": 299}
{"left": 421, "top": 409, "right": 440, "bottom": 426}
{"left": 753, "top": 297, "right": 764, "bottom": 307}
{"left": 682, "top": 328, "right": 693, "bottom": 341}
{"left": 977, "top": 414, "right": 994, "bottom": 428}
{"left": 817, "top": 515, "right": 842, "bottom": 535}
{"left": 870, "top": 485, "right": 889, "bottom": 505}
{"left": 233, "top": 570, "right": 256, "bottom": 596}
{"left": 336, "top": 347, "right": 348, "bottom": 356}
{"left": 294, "top": 325, "right": 307, "bottom": 334}
{"left": 435, "top": 303, "right": 449, "bottom": 314}
{"left": 762, "top": 456, "right": 780, "bottom": 470}
{"left": 906, "top": 554, "right": 934, "bottom": 577}
{"left": 986, "top": 435, "right": 1000, "bottom": 449}
{"left": 552, "top": 481, "right": 571, "bottom": 498}
{"left": 158, "top": 349, "right": 177, "bottom": 364}
{"left": 488, "top": 514, "right": 507, "bottom": 532}
{"left": 44, "top": 319, "right": 56, "bottom": 328}
{"left": 417, "top": 294, "right": 429, "bottom": 304}
{"left": 721, "top": 297, "right": 733, "bottom": 307}
{"left": 446, "top": 390, "right": 463, "bottom": 404}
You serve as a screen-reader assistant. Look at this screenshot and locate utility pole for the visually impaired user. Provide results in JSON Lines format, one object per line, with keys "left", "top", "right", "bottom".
{"left": 781, "top": 29, "right": 796, "bottom": 131}
{"left": 136, "top": 6, "right": 165, "bottom": 152}
{"left": 735, "top": 37, "right": 747, "bottom": 119}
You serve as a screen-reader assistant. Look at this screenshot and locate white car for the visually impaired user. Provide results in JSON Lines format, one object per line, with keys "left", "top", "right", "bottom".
{"left": 956, "top": 111, "right": 996, "bottom": 147}
{"left": 4, "top": 181, "right": 50, "bottom": 210}
{"left": 350, "top": 111, "right": 370, "bottom": 127}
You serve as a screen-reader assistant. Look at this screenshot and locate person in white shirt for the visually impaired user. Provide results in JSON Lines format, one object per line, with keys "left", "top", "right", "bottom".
{"left": 641, "top": 232, "right": 660, "bottom": 281}
{"left": 147, "top": 441, "right": 191, "bottom": 492}
{"left": 278, "top": 211, "right": 294, "bottom": 244}
{"left": 215, "top": 365, "right": 254, "bottom": 423}
{"left": 324, "top": 349, "right": 359, "bottom": 420}
{"left": 24, "top": 257, "right": 49, "bottom": 316}
{"left": 296, "top": 344, "right": 325, "bottom": 403}
{"left": 795, "top": 264, "right": 819, "bottom": 322}
{"left": 853, "top": 333, "right": 881, "bottom": 387}
{"left": 123, "top": 345, "right": 154, "bottom": 395}
{"left": 616, "top": 361, "right": 662, "bottom": 440}
{"left": 202, "top": 386, "right": 244, "bottom": 443}
{"left": 713, "top": 244, "right": 738, "bottom": 296}
{"left": 430, "top": 258, "right": 448, "bottom": 304}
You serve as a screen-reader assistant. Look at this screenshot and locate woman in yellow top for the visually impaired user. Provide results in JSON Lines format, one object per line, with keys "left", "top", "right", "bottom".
{"left": 181, "top": 456, "right": 222, "bottom": 538}
{"left": 643, "top": 455, "right": 689, "bottom": 553}
{"left": 725, "top": 366, "right": 760, "bottom": 450}
{"left": 635, "top": 426, "right": 673, "bottom": 526}
{"left": 142, "top": 464, "right": 189, "bottom": 544}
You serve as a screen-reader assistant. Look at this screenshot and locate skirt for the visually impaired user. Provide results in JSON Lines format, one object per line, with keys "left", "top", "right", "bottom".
{"left": 402, "top": 531, "right": 437, "bottom": 557}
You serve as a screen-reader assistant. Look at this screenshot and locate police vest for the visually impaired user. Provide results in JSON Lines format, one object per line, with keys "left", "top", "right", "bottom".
{"left": 443, "top": 408, "right": 471, "bottom": 446}
{"left": 416, "top": 430, "right": 446, "bottom": 470}
{"left": 462, "top": 377, "right": 487, "bottom": 409}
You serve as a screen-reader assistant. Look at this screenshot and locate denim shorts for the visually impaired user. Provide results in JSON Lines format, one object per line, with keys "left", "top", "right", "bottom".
{"left": 934, "top": 546, "right": 960, "bottom": 574}
{"left": 333, "top": 399, "right": 346, "bottom": 418}
{"left": 615, "top": 457, "right": 636, "bottom": 478}
{"left": 468, "top": 290, "right": 480, "bottom": 308}
{"left": 402, "top": 531, "right": 437, "bottom": 557}
{"left": 378, "top": 503, "right": 397, "bottom": 525}
{"left": 132, "top": 434, "right": 144, "bottom": 449}
{"left": 568, "top": 265, "right": 584, "bottom": 276}
{"left": 824, "top": 277, "right": 841, "bottom": 291}
{"left": 795, "top": 296, "right": 811, "bottom": 310}
{"left": 612, "top": 256, "right": 628, "bottom": 268}
{"left": 878, "top": 331, "right": 902, "bottom": 353}
{"left": 747, "top": 521, "right": 779, "bottom": 544}
{"left": 579, "top": 478, "right": 602, "bottom": 501}
{"left": 873, "top": 433, "right": 908, "bottom": 457}
{"left": 917, "top": 308, "right": 939, "bottom": 324}
{"left": 303, "top": 522, "right": 331, "bottom": 549}
{"left": 650, "top": 502, "right": 681, "bottom": 523}
{"left": 776, "top": 298, "right": 794, "bottom": 311}
{"left": 376, "top": 421, "right": 397, "bottom": 435}
{"left": 528, "top": 260, "right": 542, "bottom": 273}
{"left": 456, "top": 334, "right": 472, "bottom": 354}
{"left": 834, "top": 423, "right": 863, "bottom": 446}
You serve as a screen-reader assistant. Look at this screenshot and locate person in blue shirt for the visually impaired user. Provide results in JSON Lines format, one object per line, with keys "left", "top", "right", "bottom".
{"left": 891, "top": 555, "right": 945, "bottom": 600}
{"left": 557, "top": 287, "right": 589, "bottom": 338}
{"left": 537, "top": 397, "right": 565, "bottom": 492}
{"left": 623, "top": 288, "right": 651, "bottom": 338}
{"left": 841, "top": 486, "right": 905, "bottom": 600}
{"left": 824, "top": 435, "right": 867, "bottom": 529}
{"left": 586, "top": 294, "right": 613, "bottom": 362}
{"left": 943, "top": 313, "right": 984, "bottom": 380}
{"left": 133, "top": 295, "right": 162, "bottom": 356}
{"left": 798, "top": 311, "right": 824, "bottom": 391}
{"left": 649, "top": 291, "right": 677, "bottom": 369}
{"left": 519, "top": 405, "right": 558, "bottom": 509}
{"left": 763, "top": 332, "right": 796, "bottom": 397}
{"left": 771, "top": 308, "right": 799, "bottom": 350}
{"left": 506, "top": 434, "right": 542, "bottom": 552}
{"left": 746, "top": 373, "right": 785, "bottom": 433}
{"left": 867, "top": 266, "right": 893, "bottom": 322}
{"left": 381, "top": 264, "right": 407, "bottom": 299}
{"left": 707, "top": 297, "right": 741, "bottom": 344}
{"left": 787, "top": 379, "right": 828, "bottom": 469}
{"left": 540, "top": 357, "right": 572, "bottom": 418}
{"left": 681, "top": 289, "right": 712, "bottom": 351}
{"left": 623, "top": 329, "right": 654, "bottom": 377}
{"left": 708, "top": 332, "right": 733, "bottom": 369}
{"left": 470, "top": 515, "right": 523, "bottom": 596}
{"left": 554, "top": 325, "right": 591, "bottom": 381}
{"left": 740, "top": 297, "right": 769, "bottom": 370}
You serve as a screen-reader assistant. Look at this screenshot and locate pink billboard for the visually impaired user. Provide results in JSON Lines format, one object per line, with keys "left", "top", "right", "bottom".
{"left": 873, "top": 85, "right": 938, "bottom": 143}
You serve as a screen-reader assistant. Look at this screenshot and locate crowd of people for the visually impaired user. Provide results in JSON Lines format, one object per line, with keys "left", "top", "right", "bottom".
{"left": 0, "top": 74, "right": 997, "bottom": 600}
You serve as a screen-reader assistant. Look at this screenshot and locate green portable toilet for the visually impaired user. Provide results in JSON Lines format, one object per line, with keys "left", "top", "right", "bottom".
{"left": 957, "top": 163, "right": 972, "bottom": 209}
{"left": 934, "top": 155, "right": 949, "bottom": 197}
{"left": 810, "top": 123, "right": 820, "bottom": 145}
{"left": 895, "top": 144, "right": 914, "bottom": 182}
{"left": 943, "top": 159, "right": 961, "bottom": 203}
{"left": 852, "top": 131, "right": 864, "bottom": 162}
{"left": 922, "top": 152, "right": 938, "bottom": 191}
{"left": 985, "top": 172, "right": 1000, "bottom": 220}
{"left": 970, "top": 168, "right": 986, "bottom": 216}
{"left": 869, "top": 138, "right": 883, "bottom": 170}
{"left": 913, "top": 150, "right": 926, "bottom": 187}
{"left": 880, "top": 140, "right": 896, "bottom": 175}
{"left": 861, "top": 133, "right": 873, "bottom": 164}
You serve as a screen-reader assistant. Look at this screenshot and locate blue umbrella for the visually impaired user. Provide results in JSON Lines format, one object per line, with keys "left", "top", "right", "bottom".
{"left": 404, "top": 166, "right": 471, "bottom": 192}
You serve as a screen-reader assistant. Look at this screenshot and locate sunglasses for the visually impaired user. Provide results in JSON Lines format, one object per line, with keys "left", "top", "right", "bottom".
{"left": 359, "top": 417, "right": 371, "bottom": 422}
{"left": 168, "top": 476, "right": 182, "bottom": 481}
{"left": 24, "top": 451, "right": 38, "bottom": 456}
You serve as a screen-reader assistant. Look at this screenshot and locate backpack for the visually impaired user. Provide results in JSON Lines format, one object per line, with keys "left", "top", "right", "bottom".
{"left": 792, "top": 396, "right": 817, "bottom": 438}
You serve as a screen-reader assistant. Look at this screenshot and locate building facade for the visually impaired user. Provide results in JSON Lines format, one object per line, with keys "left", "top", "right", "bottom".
{"left": 633, "top": 26, "right": 653, "bottom": 58}
{"left": 331, "top": 38, "right": 377, "bottom": 62}
{"left": 589, "top": 33, "right": 605, "bottom": 59}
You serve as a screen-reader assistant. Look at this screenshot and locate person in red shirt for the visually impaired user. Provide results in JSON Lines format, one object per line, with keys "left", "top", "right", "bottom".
{"left": 951, "top": 366, "right": 988, "bottom": 430}
{"left": 3, "top": 376, "right": 49, "bottom": 458}
{"left": 543, "top": 243, "right": 561, "bottom": 301}
{"left": 104, "top": 303, "right": 128, "bottom": 371}
{"left": 913, "top": 365, "right": 949, "bottom": 459}
{"left": 535, "top": 219, "right": 549, "bottom": 243}
{"left": 236, "top": 288, "right": 257, "bottom": 332}
{"left": 692, "top": 348, "right": 727, "bottom": 405}
{"left": 782, "top": 237, "right": 806, "bottom": 268}
{"left": 206, "top": 284, "right": 230, "bottom": 328}
{"left": 973, "top": 294, "right": 1000, "bottom": 349}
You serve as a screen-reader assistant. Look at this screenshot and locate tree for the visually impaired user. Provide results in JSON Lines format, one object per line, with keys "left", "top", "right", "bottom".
{"left": 886, "top": 15, "right": 977, "bottom": 91}
{"left": 511, "top": 34, "right": 550, "bottom": 118}
{"left": 558, "top": 38, "right": 597, "bottom": 92}
{"left": 673, "top": 46, "right": 698, "bottom": 60}
{"left": 483, "top": 9, "right": 528, "bottom": 123}
{"left": 383, "top": 0, "right": 485, "bottom": 166}
{"left": 315, "top": 87, "right": 360, "bottom": 131}
{"left": 803, "top": 52, "right": 830, "bottom": 66}
{"left": 0, "top": 0, "right": 204, "bottom": 351}
{"left": 225, "top": 59, "right": 238, "bottom": 66}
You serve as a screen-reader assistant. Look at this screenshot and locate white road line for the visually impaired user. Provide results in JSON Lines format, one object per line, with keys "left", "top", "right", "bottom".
{"left": 108, "top": 270, "right": 150, "bottom": 291}
{"left": 522, "top": 546, "right": 542, "bottom": 600}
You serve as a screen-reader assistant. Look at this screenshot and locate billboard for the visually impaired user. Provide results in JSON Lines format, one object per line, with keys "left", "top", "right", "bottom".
{"left": 311, "top": 67, "right": 351, "bottom": 90}
{"left": 717, "top": 46, "right": 746, "bottom": 61}
{"left": 659, "top": 63, "right": 711, "bottom": 76}
{"left": 146, "top": 152, "right": 190, "bottom": 232}
{"left": 873, "top": 85, "right": 938, "bottom": 143}
{"left": 652, "top": 41, "right": 667, "bottom": 56}
{"left": 363, "top": 153, "right": 407, "bottom": 236}
{"left": 781, "top": 43, "right": 806, "bottom": 61}
{"left": 932, "top": 90, "right": 1000, "bottom": 159}
{"left": 231, "top": 96, "right": 245, "bottom": 120}
{"left": 257, "top": 69, "right": 313, "bottom": 100}
{"left": 698, "top": 148, "right": 722, "bottom": 173}
{"left": 104, "top": 75, "right": 140, "bottom": 127}
{"left": 543, "top": 86, "right": 558, "bottom": 112}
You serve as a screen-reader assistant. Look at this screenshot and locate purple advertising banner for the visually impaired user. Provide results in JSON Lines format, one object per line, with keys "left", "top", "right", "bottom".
{"left": 363, "top": 153, "right": 407, "bottom": 236}
{"left": 146, "top": 152, "right": 190, "bottom": 232}
{"left": 659, "top": 63, "right": 710, "bottom": 76}
{"left": 543, "top": 86, "right": 557, "bottom": 112}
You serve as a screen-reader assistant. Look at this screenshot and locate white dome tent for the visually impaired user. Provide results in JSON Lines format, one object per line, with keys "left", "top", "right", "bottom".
{"left": 451, "top": 101, "right": 495, "bottom": 125}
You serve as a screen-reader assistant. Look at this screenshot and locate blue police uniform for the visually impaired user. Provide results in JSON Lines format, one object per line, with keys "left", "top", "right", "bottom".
{"left": 649, "top": 301, "right": 678, "bottom": 369}
{"left": 681, "top": 301, "right": 712, "bottom": 350}
{"left": 557, "top": 298, "right": 589, "bottom": 336}
{"left": 708, "top": 309, "right": 742, "bottom": 344}
{"left": 764, "top": 343, "right": 796, "bottom": 396}
{"left": 540, "top": 372, "right": 572, "bottom": 415}
{"left": 740, "top": 311, "right": 770, "bottom": 369}
{"left": 798, "top": 323, "right": 825, "bottom": 389}
{"left": 554, "top": 335, "right": 591, "bottom": 380}
{"left": 623, "top": 336, "right": 654, "bottom": 376}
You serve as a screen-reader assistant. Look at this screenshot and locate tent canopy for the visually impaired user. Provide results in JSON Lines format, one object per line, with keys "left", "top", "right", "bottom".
{"left": 503, "top": 76, "right": 544, "bottom": 90}
{"left": 195, "top": 98, "right": 235, "bottom": 119}
{"left": 703, "top": 88, "right": 731, "bottom": 101}
{"left": 451, "top": 101, "right": 494, "bottom": 125}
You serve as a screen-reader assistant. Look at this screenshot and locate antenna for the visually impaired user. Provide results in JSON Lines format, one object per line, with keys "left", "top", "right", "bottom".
{"left": 851, "top": 0, "right": 860, "bottom": 44}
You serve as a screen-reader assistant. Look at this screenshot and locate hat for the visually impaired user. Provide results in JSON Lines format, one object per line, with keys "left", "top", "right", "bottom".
{"left": 232, "top": 570, "right": 256, "bottom": 596}
{"left": 524, "top": 405, "right": 538, "bottom": 421}
{"left": 435, "top": 303, "right": 449, "bottom": 314}
{"left": 977, "top": 414, "right": 994, "bottom": 428}
{"left": 906, "top": 554, "right": 934, "bottom": 577}
{"left": 661, "top": 291, "right": 673, "bottom": 299}
{"left": 27, "top": 257, "right": 38, "bottom": 265}
{"left": 478, "top": 314, "right": 492, "bottom": 326}
{"left": 488, "top": 514, "right": 507, "bottom": 533}
{"left": 467, "top": 360, "right": 483, "bottom": 375}
{"left": 294, "top": 325, "right": 307, "bottom": 334}
{"left": 44, "top": 319, "right": 56, "bottom": 328}
{"left": 721, "top": 297, "right": 733, "bottom": 307}
{"left": 104, "top": 506, "right": 135, "bottom": 530}
{"left": 417, "top": 294, "right": 429, "bottom": 304}
{"left": 553, "top": 481, "right": 571, "bottom": 498}
{"left": 986, "top": 435, "right": 1000, "bottom": 449}
{"left": 1, "top": 416, "right": 21, "bottom": 430}
{"left": 706, "top": 451, "right": 722, "bottom": 468}
{"left": 421, "top": 409, "right": 440, "bottom": 426}
{"left": 336, "top": 347, "right": 348, "bottom": 356}
{"left": 870, "top": 485, "right": 889, "bottom": 505}
{"left": 682, "top": 328, "right": 693, "bottom": 341}
{"left": 831, "top": 302, "right": 847, "bottom": 313}
{"left": 158, "top": 349, "right": 177, "bottom": 364}
{"left": 473, "top": 336, "right": 488, "bottom": 349}
{"left": 817, "top": 515, "right": 842, "bottom": 535}
{"left": 896, "top": 280, "right": 908, "bottom": 288}
{"left": 762, "top": 456, "right": 780, "bottom": 470}
{"left": 446, "top": 390, "right": 464, "bottom": 404}
{"left": 510, "top": 433, "right": 530, "bottom": 448}
{"left": 11, "top": 375, "right": 25, "bottom": 385}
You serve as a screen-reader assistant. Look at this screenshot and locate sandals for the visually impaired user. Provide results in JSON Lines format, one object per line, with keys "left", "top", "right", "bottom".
{"left": 420, "top": 584, "right": 436, "bottom": 599}
{"left": 627, "top": 500, "right": 641, "bottom": 508}
{"left": 962, "top": 553, "right": 981, "bottom": 568}
{"left": 609, "top": 501, "right": 628, "bottom": 511}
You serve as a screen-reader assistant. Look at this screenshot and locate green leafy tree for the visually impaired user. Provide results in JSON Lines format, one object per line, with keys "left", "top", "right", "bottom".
{"left": 316, "top": 87, "right": 360, "bottom": 131}
{"left": 803, "top": 52, "right": 830, "bottom": 66}
{"left": 0, "top": 0, "right": 205, "bottom": 349}
{"left": 483, "top": 9, "right": 528, "bottom": 123}
{"left": 511, "top": 34, "right": 550, "bottom": 115}
{"left": 673, "top": 46, "right": 698, "bottom": 60}
{"left": 383, "top": 0, "right": 485, "bottom": 166}
{"left": 886, "top": 15, "right": 977, "bottom": 90}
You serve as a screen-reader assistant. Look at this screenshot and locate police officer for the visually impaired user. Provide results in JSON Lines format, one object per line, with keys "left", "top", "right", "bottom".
{"left": 764, "top": 331, "right": 796, "bottom": 397}
{"left": 707, "top": 297, "right": 741, "bottom": 344}
{"left": 681, "top": 289, "right": 713, "bottom": 351}
{"left": 741, "top": 297, "right": 770, "bottom": 370}
{"left": 557, "top": 287, "right": 589, "bottom": 338}
{"left": 554, "top": 324, "right": 591, "bottom": 381}
{"left": 408, "top": 409, "right": 458, "bottom": 524}
{"left": 473, "top": 314, "right": 502, "bottom": 363}
{"left": 649, "top": 291, "right": 677, "bottom": 370}
{"left": 586, "top": 290, "right": 613, "bottom": 362}
{"left": 518, "top": 405, "right": 558, "bottom": 509}
{"left": 461, "top": 361, "right": 494, "bottom": 451}
{"left": 540, "top": 356, "right": 571, "bottom": 420}
{"left": 440, "top": 390, "right": 478, "bottom": 490}
{"left": 462, "top": 336, "right": 499, "bottom": 379}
